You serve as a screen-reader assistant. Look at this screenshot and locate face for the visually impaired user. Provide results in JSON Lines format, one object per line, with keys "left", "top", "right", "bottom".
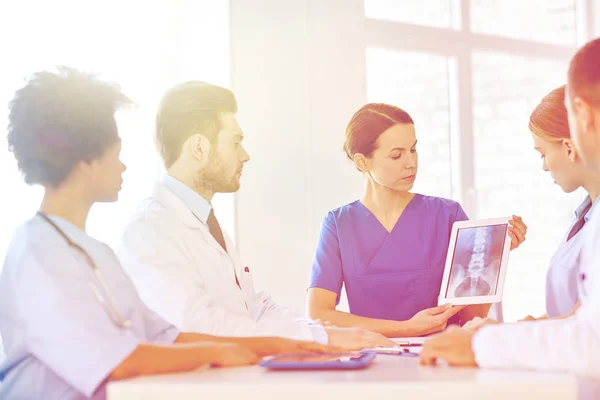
{"left": 565, "top": 90, "right": 600, "bottom": 170}
{"left": 356, "top": 123, "right": 418, "bottom": 191}
{"left": 87, "top": 139, "right": 127, "bottom": 202}
{"left": 197, "top": 112, "right": 250, "bottom": 193}
{"left": 532, "top": 133, "right": 583, "bottom": 193}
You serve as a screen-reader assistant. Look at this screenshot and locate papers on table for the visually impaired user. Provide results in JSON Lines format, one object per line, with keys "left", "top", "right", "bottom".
{"left": 363, "top": 337, "right": 426, "bottom": 355}
{"left": 391, "top": 337, "right": 426, "bottom": 346}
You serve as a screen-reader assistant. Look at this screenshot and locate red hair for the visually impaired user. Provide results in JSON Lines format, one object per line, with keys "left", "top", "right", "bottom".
{"left": 344, "top": 103, "right": 414, "bottom": 160}
{"left": 529, "top": 85, "right": 570, "bottom": 141}
{"left": 568, "top": 38, "right": 600, "bottom": 108}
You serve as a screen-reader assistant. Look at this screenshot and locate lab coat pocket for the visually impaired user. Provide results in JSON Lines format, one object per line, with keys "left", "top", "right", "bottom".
{"left": 239, "top": 270, "right": 270, "bottom": 319}
{"left": 239, "top": 269, "right": 256, "bottom": 295}
{"left": 550, "top": 245, "right": 582, "bottom": 271}
{"left": 578, "top": 264, "right": 593, "bottom": 300}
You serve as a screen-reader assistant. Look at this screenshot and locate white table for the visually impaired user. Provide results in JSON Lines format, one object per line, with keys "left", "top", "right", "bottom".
{"left": 107, "top": 353, "right": 591, "bottom": 400}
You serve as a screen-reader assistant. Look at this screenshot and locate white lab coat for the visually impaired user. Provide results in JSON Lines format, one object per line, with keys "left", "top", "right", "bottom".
{"left": 118, "top": 182, "right": 321, "bottom": 342}
{"left": 0, "top": 215, "right": 178, "bottom": 399}
{"left": 472, "top": 199, "right": 600, "bottom": 375}
{"left": 0, "top": 334, "right": 4, "bottom": 365}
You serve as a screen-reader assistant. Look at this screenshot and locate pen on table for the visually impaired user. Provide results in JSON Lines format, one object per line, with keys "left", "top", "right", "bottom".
{"left": 395, "top": 342, "right": 423, "bottom": 347}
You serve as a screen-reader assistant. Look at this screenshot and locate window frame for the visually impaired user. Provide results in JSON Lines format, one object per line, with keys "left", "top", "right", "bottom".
{"left": 364, "top": 0, "right": 592, "bottom": 217}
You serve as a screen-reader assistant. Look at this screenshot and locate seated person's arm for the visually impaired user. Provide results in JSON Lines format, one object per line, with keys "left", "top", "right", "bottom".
{"left": 548, "top": 300, "right": 580, "bottom": 320}
{"left": 109, "top": 341, "right": 258, "bottom": 381}
{"left": 564, "top": 300, "right": 581, "bottom": 317}
{"left": 111, "top": 333, "right": 338, "bottom": 381}
{"left": 521, "top": 300, "right": 580, "bottom": 322}
{"left": 464, "top": 301, "right": 582, "bottom": 331}
{"left": 307, "top": 288, "right": 462, "bottom": 337}
{"left": 457, "top": 304, "right": 492, "bottom": 325}
{"left": 109, "top": 288, "right": 335, "bottom": 381}
{"left": 250, "top": 289, "right": 313, "bottom": 323}
{"left": 307, "top": 288, "right": 409, "bottom": 336}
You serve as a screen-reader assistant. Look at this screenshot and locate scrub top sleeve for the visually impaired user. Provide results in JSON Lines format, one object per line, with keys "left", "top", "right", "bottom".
{"left": 453, "top": 203, "right": 469, "bottom": 224}
{"left": 19, "top": 248, "right": 140, "bottom": 398}
{"left": 308, "top": 212, "right": 344, "bottom": 302}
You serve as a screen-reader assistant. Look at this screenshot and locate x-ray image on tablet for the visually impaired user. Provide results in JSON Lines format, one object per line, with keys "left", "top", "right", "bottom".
{"left": 438, "top": 218, "right": 512, "bottom": 306}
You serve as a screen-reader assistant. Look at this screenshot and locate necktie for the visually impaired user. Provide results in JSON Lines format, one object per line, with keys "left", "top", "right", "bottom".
{"left": 207, "top": 209, "right": 240, "bottom": 288}
{"left": 566, "top": 203, "right": 592, "bottom": 242}
{"left": 207, "top": 209, "right": 227, "bottom": 251}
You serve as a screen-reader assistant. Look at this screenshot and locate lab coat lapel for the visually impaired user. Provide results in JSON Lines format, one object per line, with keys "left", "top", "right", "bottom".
{"left": 223, "top": 232, "right": 244, "bottom": 286}
{"left": 198, "top": 224, "right": 230, "bottom": 257}
{"left": 153, "top": 183, "right": 229, "bottom": 257}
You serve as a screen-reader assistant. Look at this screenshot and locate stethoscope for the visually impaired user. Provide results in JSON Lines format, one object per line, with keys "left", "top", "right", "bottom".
{"left": 37, "top": 212, "right": 132, "bottom": 329}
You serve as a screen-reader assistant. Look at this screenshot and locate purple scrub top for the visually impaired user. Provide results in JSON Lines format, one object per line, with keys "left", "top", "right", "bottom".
{"left": 309, "top": 194, "right": 468, "bottom": 321}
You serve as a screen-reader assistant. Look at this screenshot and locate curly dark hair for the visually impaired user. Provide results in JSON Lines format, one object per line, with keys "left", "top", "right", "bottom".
{"left": 7, "top": 66, "right": 132, "bottom": 186}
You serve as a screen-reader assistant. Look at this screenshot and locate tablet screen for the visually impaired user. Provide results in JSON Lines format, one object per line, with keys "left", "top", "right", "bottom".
{"left": 445, "top": 224, "right": 508, "bottom": 298}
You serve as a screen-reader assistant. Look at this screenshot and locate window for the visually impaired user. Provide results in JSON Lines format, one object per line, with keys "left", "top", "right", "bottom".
{"left": 472, "top": 51, "right": 584, "bottom": 316}
{"left": 470, "top": 0, "right": 577, "bottom": 45}
{"left": 364, "top": 0, "right": 586, "bottom": 321}
{"left": 0, "top": 0, "right": 232, "bottom": 259}
{"left": 366, "top": 48, "right": 453, "bottom": 198}
{"left": 365, "top": 0, "right": 454, "bottom": 29}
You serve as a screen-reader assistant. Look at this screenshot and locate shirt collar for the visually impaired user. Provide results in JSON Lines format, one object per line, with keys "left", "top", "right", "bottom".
{"left": 575, "top": 196, "right": 600, "bottom": 223}
{"left": 576, "top": 195, "right": 597, "bottom": 223}
{"left": 161, "top": 175, "right": 212, "bottom": 224}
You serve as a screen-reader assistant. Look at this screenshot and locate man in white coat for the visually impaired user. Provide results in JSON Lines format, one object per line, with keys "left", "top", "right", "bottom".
{"left": 119, "top": 81, "right": 394, "bottom": 349}
{"left": 419, "top": 38, "right": 600, "bottom": 374}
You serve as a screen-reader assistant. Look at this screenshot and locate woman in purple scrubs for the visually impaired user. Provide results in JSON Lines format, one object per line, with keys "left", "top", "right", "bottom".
{"left": 307, "top": 103, "right": 527, "bottom": 337}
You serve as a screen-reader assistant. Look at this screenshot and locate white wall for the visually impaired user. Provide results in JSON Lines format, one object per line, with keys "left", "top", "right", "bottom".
{"left": 230, "top": 0, "right": 365, "bottom": 313}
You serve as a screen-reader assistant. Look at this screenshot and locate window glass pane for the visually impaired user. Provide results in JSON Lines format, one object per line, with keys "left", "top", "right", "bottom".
{"left": 472, "top": 51, "right": 583, "bottom": 321}
{"left": 365, "top": 0, "right": 454, "bottom": 29}
{"left": 470, "top": 0, "right": 577, "bottom": 45}
{"left": 366, "top": 48, "right": 453, "bottom": 199}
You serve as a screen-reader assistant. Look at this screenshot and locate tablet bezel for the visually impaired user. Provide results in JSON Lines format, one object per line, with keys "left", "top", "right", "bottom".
{"left": 437, "top": 217, "right": 512, "bottom": 306}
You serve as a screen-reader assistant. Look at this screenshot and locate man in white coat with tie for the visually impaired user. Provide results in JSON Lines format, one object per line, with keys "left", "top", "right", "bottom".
{"left": 118, "top": 81, "right": 394, "bottom": 350}
{"left": 419, "top": 38, "right": 600, "bottom": 375}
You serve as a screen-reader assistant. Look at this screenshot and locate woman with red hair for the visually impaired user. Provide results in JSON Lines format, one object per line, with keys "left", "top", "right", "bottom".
{"left": 420, "top": 38, "right": 600, "bottom": 373}
{"left": 464, "top": 86, "right": 600, "bottom": 330}
{"left": 526, "top": 85, "right": 600, "bottom": 319}
{"left": 307, "top": 103, "right": 528, "bottom": 337}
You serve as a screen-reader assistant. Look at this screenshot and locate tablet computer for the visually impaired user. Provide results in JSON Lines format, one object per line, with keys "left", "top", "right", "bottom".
{"left": 438, "top": 217, "right": 512, "bottom": 306}
{"left": 259, "top": 352, "right": 376, "bottom": 370}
